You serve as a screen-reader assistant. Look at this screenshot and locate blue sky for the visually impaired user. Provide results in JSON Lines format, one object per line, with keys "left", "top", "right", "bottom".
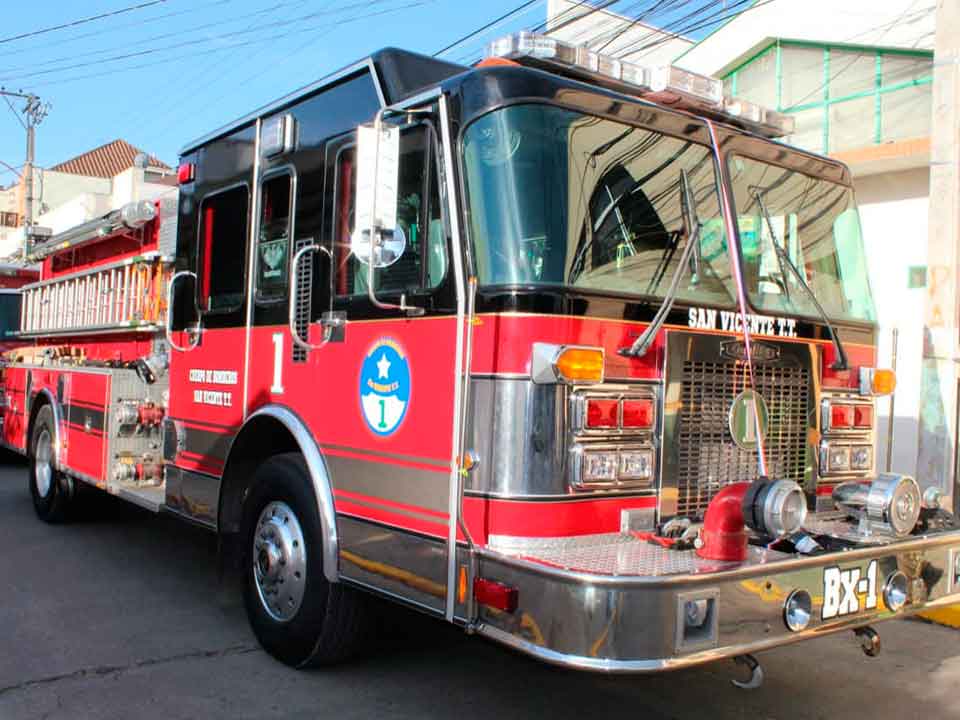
{"left": 0, "top": 0, "right": 724, "bottom": 182}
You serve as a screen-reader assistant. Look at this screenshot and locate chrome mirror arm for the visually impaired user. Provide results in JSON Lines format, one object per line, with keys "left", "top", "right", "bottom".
{"left": 165, "top": 270, "right": 201, "bottom": 352}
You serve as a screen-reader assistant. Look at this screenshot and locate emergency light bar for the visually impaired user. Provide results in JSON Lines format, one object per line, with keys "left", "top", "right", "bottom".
{"left": 484, "top": 32, "right": 794, "bottom": 139}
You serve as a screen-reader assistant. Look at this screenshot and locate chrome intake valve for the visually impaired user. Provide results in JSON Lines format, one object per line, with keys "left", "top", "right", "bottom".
{"left": 832, "top": 474, "right": 922, "bottom": 537}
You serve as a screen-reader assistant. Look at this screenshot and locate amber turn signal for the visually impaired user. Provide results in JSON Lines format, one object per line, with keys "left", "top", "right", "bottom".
{"left": 860, "top": 367, "right": 896, "bottom": 396}
{"left": 554, "top": 347, "right": 604, "bottom": 384}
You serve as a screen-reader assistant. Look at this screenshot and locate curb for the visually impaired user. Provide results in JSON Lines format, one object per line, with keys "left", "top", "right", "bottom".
{"left": 918, "top": 606, "right": 960, "bottom": 629}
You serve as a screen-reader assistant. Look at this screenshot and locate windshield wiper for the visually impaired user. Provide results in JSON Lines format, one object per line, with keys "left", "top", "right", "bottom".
{"left": 753, "top": 190, "right": 849, "bottom": 371}
{"left": 620, "top": 169, "right": 700, "bottom": 358}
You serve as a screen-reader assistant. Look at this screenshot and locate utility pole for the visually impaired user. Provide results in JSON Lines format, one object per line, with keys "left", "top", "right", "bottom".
{"left": 917, "top": 0, "right": 960, "bottom": 512}
{"left": 0, "top": 88, "right": 50, "bottom": 257}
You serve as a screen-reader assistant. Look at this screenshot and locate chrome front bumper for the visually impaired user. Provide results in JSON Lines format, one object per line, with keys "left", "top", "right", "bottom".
{"left": 473, "top": 529, "right": 960, "bottom": 673}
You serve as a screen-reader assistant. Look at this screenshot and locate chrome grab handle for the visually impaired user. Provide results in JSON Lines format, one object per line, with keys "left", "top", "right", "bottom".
{"left": 165, "top": 270, "right": 201, "bottom": 353}
{"left": 289, "top": 244, "right": 339, "bottom": 351}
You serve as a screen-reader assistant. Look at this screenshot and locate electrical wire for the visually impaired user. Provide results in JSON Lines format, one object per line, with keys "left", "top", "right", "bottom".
{"left": 0, "top": 0, "right": 320, "bottom": 74}
{"left": 0, "top": 1, "right": 169, "bottom": 45}
{"left": 0, "top": 0, "right": 404, "bottom": 83}
{"left": 0, "top": 0, "right": 231, "bottom": 60}
{"left": 434, "top": 0, "right": 542, "bottom": 57}
{"left": 591, "top": 0, "right": 686, "bottom": 52}
{"left": 2, "top": 94, "right": 26, "bottom": 130}
{"left": 27, "top": 1, "right": 426, "bottom": 89}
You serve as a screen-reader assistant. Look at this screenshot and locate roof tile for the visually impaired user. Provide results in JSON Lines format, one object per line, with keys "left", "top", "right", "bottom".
{"left": 50, "top": 139, "right": 171, "bottom": 179}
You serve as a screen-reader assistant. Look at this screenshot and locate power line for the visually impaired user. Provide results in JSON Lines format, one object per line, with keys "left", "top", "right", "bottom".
{"left": 592, "top": 0, "right": 686, "bottom": 52}
{"left": 0, "top": 0, "right": 316, "bottom": 74}
{"left": 27, "top": 0, "right": 428, "bottom": 89}
{"left": 2, "top": 94, "right": 26, "bottom": 129}
{"left": 614, "top": 0, "right": 758, "bottom": 58}
{"left": 0, "top": 160, "right": 23, "bottom": 178}
{"left": 451, "top": 0, "right": 621, "bottom": 66}
{"left": 0, "top": 0, "right": 169, "bottom": 45}
{"left": 0, "top": 0, "right": 231, "bottom": 59}
{"left": 434, "top": 0, "right": 542, "bottom": 57}
{"left": 0, "top": 0, "right": 401, "bottom": 83}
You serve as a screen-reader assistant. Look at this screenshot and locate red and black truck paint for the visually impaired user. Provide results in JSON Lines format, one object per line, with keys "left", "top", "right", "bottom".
{"left": 4, "top": 39, "right": 960, "bottom": 676}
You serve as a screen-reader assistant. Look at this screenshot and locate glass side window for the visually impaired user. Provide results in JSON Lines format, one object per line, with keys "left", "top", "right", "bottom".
{"left": 256, "top": 174, "right": 293, "bottom": 302}
{"left": 728, "top": 154, "right": 875, "bottom": 323}
{"left": 462, "top": 104, "right": 732, "bottom": 305}
{"left": 197, "top": 185, "right": 249, "bottom": 313}
{"left": 0, "top": 293, "right": 20, "bottom": 337}
{"left": 334, "top": 125, "right": 446, "bottom": 298}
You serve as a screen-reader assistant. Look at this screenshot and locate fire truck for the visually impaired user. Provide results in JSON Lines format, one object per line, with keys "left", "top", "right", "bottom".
{"left": 5, "top": 32, "right": 960, "bottom": 683}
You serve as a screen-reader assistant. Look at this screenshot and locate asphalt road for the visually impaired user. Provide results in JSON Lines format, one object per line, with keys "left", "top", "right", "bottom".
{"left": 1, "top": 459, "right": 959, "bottom": 720}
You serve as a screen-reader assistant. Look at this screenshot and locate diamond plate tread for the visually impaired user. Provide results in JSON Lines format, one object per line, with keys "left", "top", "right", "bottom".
{"left": 488, "top": 533, "right": 790, "bottom": 577}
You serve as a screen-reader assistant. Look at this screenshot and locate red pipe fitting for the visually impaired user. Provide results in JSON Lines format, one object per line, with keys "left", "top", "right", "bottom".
{"left": 697, "top": 481, "right": 751, "bottom": 561}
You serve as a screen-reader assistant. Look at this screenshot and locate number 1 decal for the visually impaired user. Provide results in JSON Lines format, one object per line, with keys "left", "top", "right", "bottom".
{"left": 270, "top": 332, "right": 284, "bottom": 394}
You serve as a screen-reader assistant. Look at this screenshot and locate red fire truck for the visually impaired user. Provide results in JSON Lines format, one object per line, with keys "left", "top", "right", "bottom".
{"left": 4, "top": 32, "right": 960, "bottom": 683}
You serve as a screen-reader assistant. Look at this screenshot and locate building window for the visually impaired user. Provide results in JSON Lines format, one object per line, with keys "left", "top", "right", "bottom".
{"left": 724, "top": 41, "right": 933, "bottom": 155}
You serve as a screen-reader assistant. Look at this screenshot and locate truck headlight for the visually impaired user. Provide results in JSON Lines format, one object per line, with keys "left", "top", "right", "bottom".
{"left": 850, "top": 445, "right": 872, "bottom": 471}
{"left": 822, "top": 443, "right": 850, "bottom": 473}
{"left": 582, "top": 451, "right": 617, "bottom": 482}
{"left": 618, "top": 450, "right": 653, "bottom": 481}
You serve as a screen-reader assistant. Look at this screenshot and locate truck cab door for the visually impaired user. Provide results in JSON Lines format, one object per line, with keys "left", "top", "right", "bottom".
{"left": 166, "top": 179, "right": 252, "bottom": 510}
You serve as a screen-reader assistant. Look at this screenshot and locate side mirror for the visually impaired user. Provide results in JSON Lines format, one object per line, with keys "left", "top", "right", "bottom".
{"left": 353, "top": 112, "right": 423, "bottom": 316}
{"left": 354, "top": 119, "right": 401, "bottom": 267}
{"left": 165, "top": 271, "right": 201, "bottom": 352}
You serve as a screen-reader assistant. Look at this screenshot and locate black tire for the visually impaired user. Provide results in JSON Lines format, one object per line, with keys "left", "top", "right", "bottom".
{"left": 28, "top": 405, "right": 77, "bottom": 523}
{"left": 241, "top": 453, "right": 371, "bottom": 668}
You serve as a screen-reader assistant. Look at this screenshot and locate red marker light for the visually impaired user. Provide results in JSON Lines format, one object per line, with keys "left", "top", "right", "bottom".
{"left": 854, "top": 404, "right": 873, "bottom": 429}
{"left": 830, "top": 404, "right": 854, "bottom": 429}
{"left": 586, "top": 399, "right": 618, "bottom": 428}
{"left": 622, "top": 399, "right": 654, "bottom": 429}
{"left": 473, "top": 578, "right": 518, "bottom": 613}
{"left": 177, "top": 162, "right": 195, "bottom": 184}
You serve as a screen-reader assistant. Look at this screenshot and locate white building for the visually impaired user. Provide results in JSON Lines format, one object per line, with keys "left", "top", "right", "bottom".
{"left": 547, "top": 0, "right": 936, "bottom": 476}
{"left": 0, "top": 139, "right": 176, "bottom": 258}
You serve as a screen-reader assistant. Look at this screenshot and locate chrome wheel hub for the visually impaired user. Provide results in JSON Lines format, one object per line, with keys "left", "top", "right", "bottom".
{"left": 34, "top": 428, "right": 53, "bottom": 499}
{"left": 252, "top": 501, "right": 307, "bottom": 622}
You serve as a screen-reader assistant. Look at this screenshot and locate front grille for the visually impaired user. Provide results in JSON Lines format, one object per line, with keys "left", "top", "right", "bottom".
{"left": 676, "top": 360, "right": 810, "bottom": 517}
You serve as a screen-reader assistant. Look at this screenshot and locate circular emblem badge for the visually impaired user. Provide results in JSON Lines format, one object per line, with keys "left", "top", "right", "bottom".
{"left": 359, "top": 338, "right": 410, "bottom": 436}
{"left": 728, "top": 389, "right": 769, "bottom": 451}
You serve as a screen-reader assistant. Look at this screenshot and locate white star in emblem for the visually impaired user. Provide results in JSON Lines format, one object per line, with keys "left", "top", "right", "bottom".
{"left": 376, "top": 352, "right": 391, "bottom": 379}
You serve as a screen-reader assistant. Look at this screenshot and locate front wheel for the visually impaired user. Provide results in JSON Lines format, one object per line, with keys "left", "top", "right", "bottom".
{"left": 28, "top": 405, "right": 77, "bottom": 523}
{"left": 241, "top": 453, "right": 371, "bottom": 667}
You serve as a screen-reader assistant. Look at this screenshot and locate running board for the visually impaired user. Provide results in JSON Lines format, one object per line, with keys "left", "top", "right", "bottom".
{"left": 116, "top": 484, "right": 164, "bottom": 512}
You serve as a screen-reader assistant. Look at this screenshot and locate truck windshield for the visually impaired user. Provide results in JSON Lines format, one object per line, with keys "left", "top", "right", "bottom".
{"left": 462, "top": 104, "right": 734, "bottom": 306}
{"left": 727, "top": 154, "right": 876, "bottom": 323}
{"left": 462, "top": 104, "right": 876, "bottom": 325}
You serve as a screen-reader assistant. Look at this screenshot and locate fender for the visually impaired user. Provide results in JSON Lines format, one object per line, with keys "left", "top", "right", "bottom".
{"left": 31, "top": 387, "right": 64, "bottom": 470}
{"left": 237, "top": 405, "right": 340, "bottom": 584}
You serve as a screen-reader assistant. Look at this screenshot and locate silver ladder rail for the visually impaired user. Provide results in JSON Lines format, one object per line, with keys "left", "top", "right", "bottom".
{"left": 20, "top": 253, "right": 170, "bottom": 337}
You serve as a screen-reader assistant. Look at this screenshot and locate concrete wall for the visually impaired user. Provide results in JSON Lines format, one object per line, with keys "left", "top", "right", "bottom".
{"left": 0, "top": 167, "right": 176, "bottom": 258}
{"left": 855, "top": 167, "right": 930, "bottom": 477}
{"left": 674, "top": 0, "right": 935, "bottom": 75}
